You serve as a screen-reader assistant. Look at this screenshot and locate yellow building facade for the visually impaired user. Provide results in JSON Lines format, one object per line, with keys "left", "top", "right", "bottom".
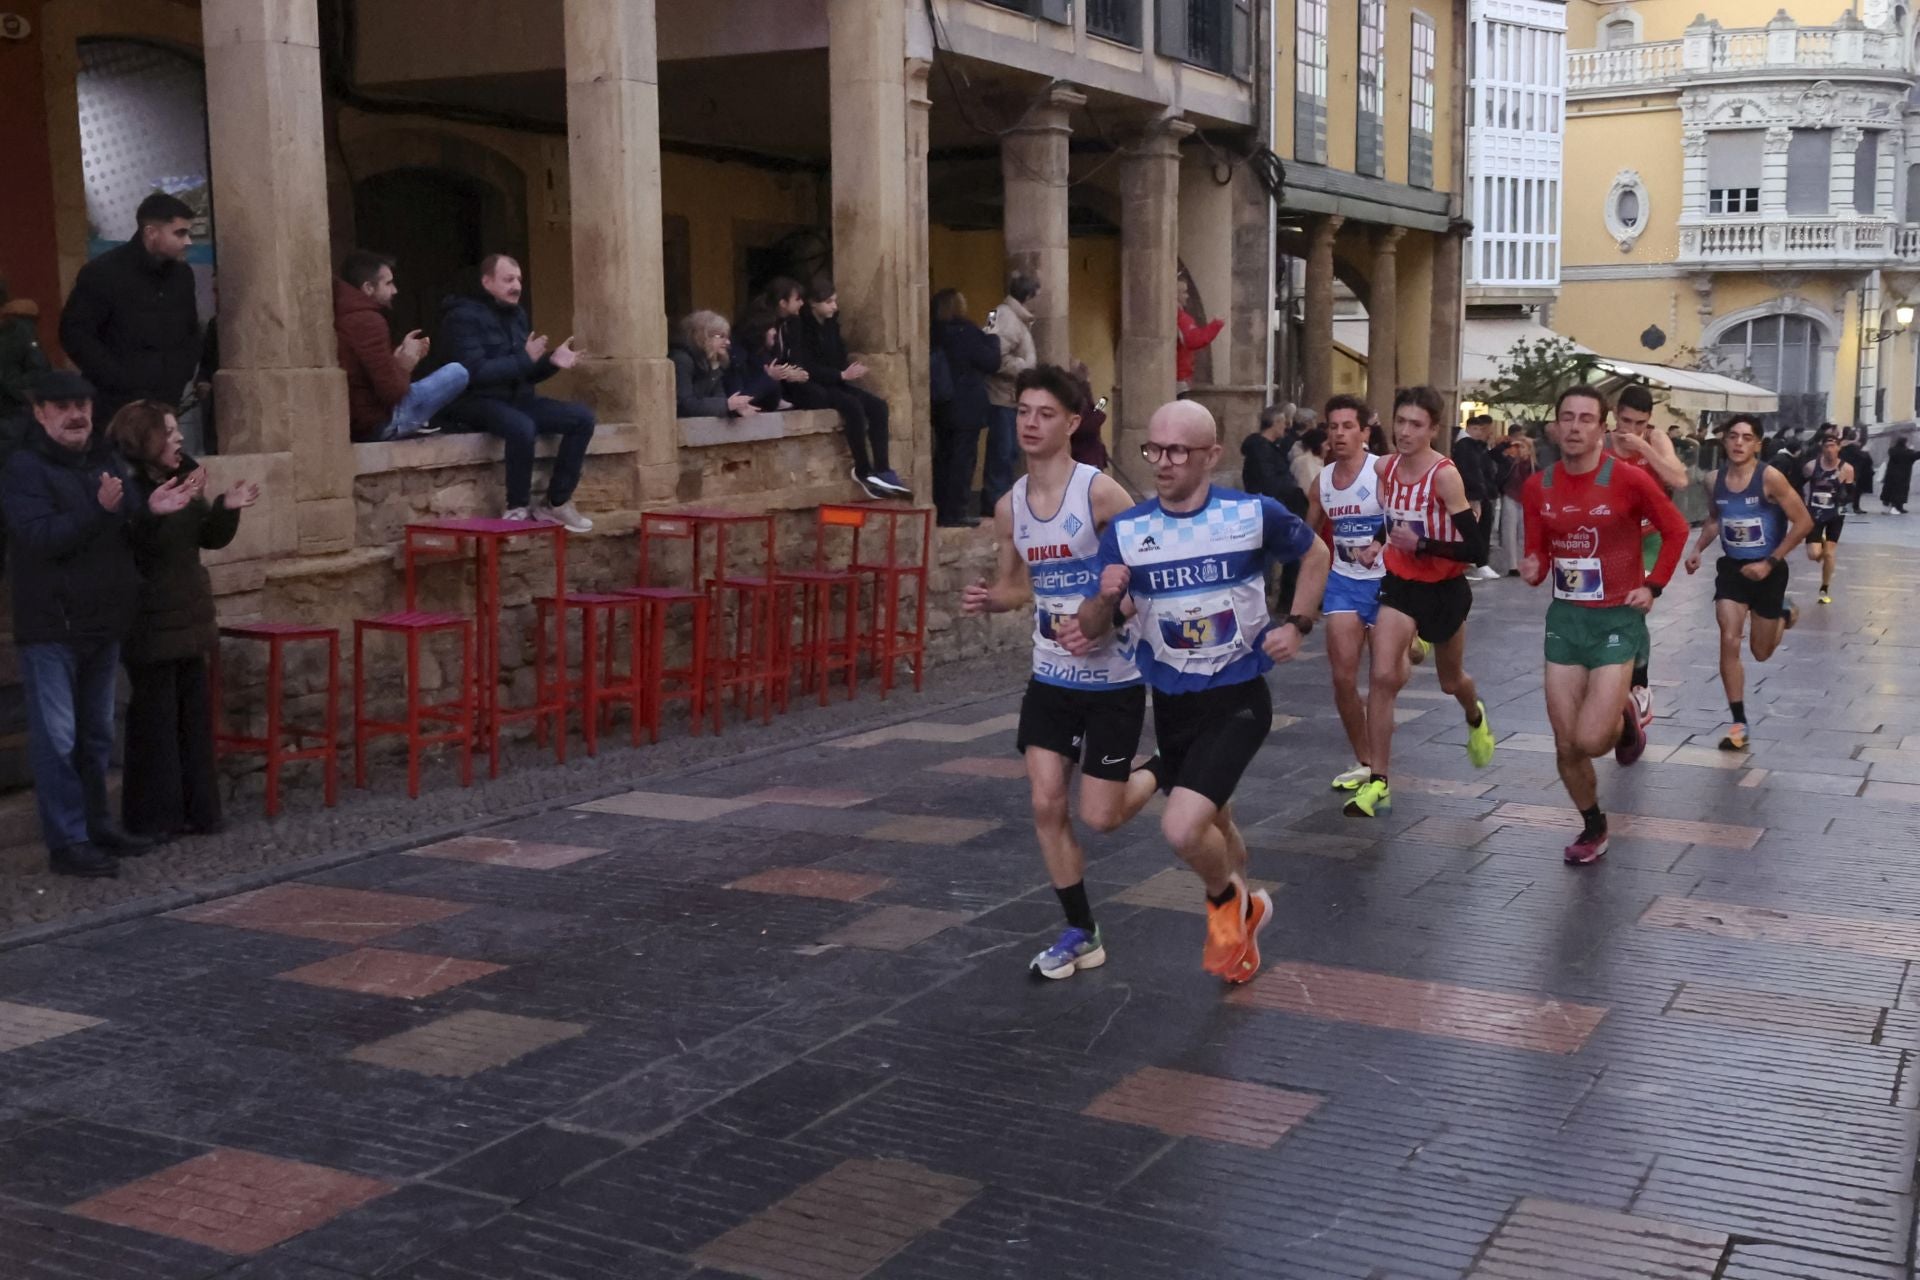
{"left": 1557, "top": 0, "right": 1920, "bottom": 432}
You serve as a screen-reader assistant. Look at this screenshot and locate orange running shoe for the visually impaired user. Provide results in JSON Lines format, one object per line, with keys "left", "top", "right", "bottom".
{"left": 1202, "top": 874, "right": 1252, "bottom": 976}
{"left": 1225, "top": 889, "right": 1274, "bottom": 985}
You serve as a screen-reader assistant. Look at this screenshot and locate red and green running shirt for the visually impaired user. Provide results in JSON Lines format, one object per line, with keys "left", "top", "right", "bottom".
{"left": 1521, "top": 456, "right": 1689, "bottom": 607}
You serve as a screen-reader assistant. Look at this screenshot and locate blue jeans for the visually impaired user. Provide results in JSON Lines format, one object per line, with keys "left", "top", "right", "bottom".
{"left": 983, "top": 404, "right": 1019, "bottom": 513}
{"left": 442, "top": 394, "right": 597, "bottom": 509}
{"left": 378, "top": 364, "right": 471, "bottom": 440}
{"left": 18, "top": 640, "right": 119, "bottom": 851}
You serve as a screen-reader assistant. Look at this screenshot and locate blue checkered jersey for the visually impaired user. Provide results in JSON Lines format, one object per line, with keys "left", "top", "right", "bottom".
{"left": 1095, "top": 486, "right": 1317, "bottom": 693}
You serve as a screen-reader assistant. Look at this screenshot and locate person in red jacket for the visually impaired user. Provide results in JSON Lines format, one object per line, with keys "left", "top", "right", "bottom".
{"left": 1520, "top": 385, "right": 1689, "bottom": 866}
{"left": 1175, "top": 276, "right": 1223, "bottom": 395}
{"left": 333, "top": 251, "right": 469, "bottom": 442}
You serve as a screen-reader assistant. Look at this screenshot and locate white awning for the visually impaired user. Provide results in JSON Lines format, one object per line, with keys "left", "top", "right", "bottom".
{"left": 1592, "top": 356, "right": 1780, "bottom": 414}
{"left": 1462, "top": 318, "right": 1594, "bottom": 389}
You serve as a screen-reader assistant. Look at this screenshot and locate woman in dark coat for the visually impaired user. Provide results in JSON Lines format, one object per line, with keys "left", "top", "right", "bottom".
{"left": 1882, "top": 437, "right": 1918, "bottom": 514}
{"left": 108, "top": 400, "right": 256, "bottom": 839}
{"left": 929, "top": 289, "right": 1000, "bottom": 527}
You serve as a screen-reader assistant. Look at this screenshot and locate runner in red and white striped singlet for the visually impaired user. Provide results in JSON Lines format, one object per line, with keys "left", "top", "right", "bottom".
{"left": 1379, "top": 454, "right": 1469, "bottom": 583}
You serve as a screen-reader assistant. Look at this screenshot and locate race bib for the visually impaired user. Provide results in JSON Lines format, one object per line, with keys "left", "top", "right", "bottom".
{"left": 1722, "top": 517, "right": 1766, "bottom": 549}
{"left": 1810, "top": 489, "right": 1836, "bottom": 513}
{"left": 1157, "top": 593, "right": 1241, "bottom": 654}
{"left": 1033, "top": 597, "right": 1078, "bottom": 651}
{"left": 1389, "top": 511, "right": 1428, "bottom": 540}
{"left": 1334, "top": 534, "right": 1374, "bottom": 565}
{"left": 1552, "top": 557, "right": 1605, "bottom": 602}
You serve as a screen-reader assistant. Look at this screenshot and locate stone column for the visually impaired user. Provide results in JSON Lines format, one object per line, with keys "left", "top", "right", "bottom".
{"left": 1366, "top": 227, "right": 1403, "bottom": 423}
{"left": 1428, "top": 224, "right": 1466, "bottom": 435}
{"left": 1001, "top": 85, "right": 1084, "bottom": 365}
{"left": 906, "top": 60, "right": 935, "bottom": 492}
{"left": 1303, "top": 214, "right": 1344, "bottom": 411}
{"left": 828, "top": 0, "right": 917, "bottom": 486}
{"left": 203, "top": 0, "right": 352, "bottom": 553}
{"left": 1115, "top": 118, "right": 1193, "bottom": 479}
{"left": 563, "top": 0, "right": 675, "bottom": 506}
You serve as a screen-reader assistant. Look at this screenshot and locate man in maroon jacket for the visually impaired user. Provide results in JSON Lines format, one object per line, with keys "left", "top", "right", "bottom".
{"left": 333, "top": 251, "right": 469, "bottom": 442}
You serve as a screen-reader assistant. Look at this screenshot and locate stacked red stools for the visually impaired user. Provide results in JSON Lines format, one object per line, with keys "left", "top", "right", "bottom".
{"left": 211, "top": 622, "right": 340, "bottom": 819}
{"left": 533, "top": 591, "right": 645, "bottom": 755}
{"left": 353, "top": 611, "right": 475, "bottom": 798}
{"left": 680, "top": 508, "right": 787, "bottom": 730}
{"left": 777, "top": 567, "right": 860, "bottom": 706}
{"left": 814, "top": 502, "right": 932, "bottom": 698}
{"left": 615, "top": 512, "right": 711, "bottom": 742}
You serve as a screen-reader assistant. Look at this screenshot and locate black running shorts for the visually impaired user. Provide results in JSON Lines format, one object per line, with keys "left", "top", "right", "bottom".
{"left": 1015, "top": 679, "right": 1147, "bottom": 782}
{"left": 1147, "top": 677, "right": 1274, "bottom": 808}
{"left": 1713, "top": 556, "right": 1789, "bottom": 620}
{"left": 1807, "top": 516, "right": 1845, "bottom": 545}
{"left": 1378, "top": 573, "right": 1473, "bottom": 645}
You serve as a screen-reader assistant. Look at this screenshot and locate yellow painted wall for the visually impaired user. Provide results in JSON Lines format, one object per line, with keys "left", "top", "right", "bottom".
{"left": 1553, "top": 278, "right": 1691, "bottom": 358}
{"left": 1561, "top": 104, "right": 1684, "bottom": 268}
{"left": 661, "top": 152, "right": 822, "bottom": 320}
{"left": 1334, "top": 345, "right": 1367, "bottom": 396}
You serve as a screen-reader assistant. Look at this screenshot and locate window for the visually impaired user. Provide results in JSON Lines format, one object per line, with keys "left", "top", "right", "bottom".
{"left": 1708, "top": 130, "right": 1763, "bottom": 215}
{"left": 1855, "top": 131, "right": 1880, "bottom": 215}
{"left": 1715, "top": 313, "right": 1826, "bottom": 431}
{"left": 1356, "top": 0, "right": 1386, "bottom": 178}
{"left": 1295, "top": 0, "right": 1328, "bottom": 164}
{"left": 1603, "top": 17, "right": 1636, "bottom": 49}
{"left": 1786, "top": 128, "right": 1832, "bottom": 215}
{"left": 1617, "top": 189, "right": 1639, "bottom": 227}
{"left": 1410, "top": 14, "right": 1437, "bottom": 189}
{"left": 1907, "top": 162, "right": 1920, "bottom": 222}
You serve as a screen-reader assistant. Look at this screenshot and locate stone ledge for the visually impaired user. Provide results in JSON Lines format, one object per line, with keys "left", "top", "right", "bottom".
{"left": 353, "top": 422, "right": 644, "bottom": 476}
{"left": 679, "top": 408, "right": 841, "bottom": 448}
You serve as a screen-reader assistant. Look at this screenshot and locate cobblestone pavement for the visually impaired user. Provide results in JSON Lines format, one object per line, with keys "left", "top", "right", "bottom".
{"left": 5, "top": 515, "right": 1920, "bottom": 1278}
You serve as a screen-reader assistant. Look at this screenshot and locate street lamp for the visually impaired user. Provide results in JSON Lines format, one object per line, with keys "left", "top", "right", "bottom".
{"left": 1899, "top": 303, "right": 1915, "bottom": 328}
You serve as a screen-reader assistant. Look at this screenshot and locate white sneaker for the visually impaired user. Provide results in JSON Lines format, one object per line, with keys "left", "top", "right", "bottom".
{"left": 538, "top": 501, "right": 593, "bottom": 534}
{"left": 1468, "top": 565, "right": 1501, "bottom": 581}
{"left": 851, "top": 467, "right": 886, "bottom": 500}
{"left": 1631, "top": 684, "right": 1654, "bottom": 729}
{"left": 502, "top": 506, "right": 532, "bottom": 522}
{"left": 1330, "top": 762, "right": 1371, "bottom": 791}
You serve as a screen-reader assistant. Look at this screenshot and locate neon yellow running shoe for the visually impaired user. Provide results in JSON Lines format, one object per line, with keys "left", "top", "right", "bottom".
{"left": 1466, "top": 700, "right": 1495, "bottom": 768}
{"left": 1343, "top": 778, "right": 1391, "bottom": 817}
{"left": 1409, "top": 637, "right": 1432, "bottom": 665}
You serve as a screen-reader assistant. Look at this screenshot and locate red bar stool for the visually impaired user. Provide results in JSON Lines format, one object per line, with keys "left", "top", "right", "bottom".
{"left": 211, "top": 622, "right": 340, "bottom": 819}
{"left": 776, "top": 568, "right": 860, "bottom": 706}
{"left": 614, "top": 511, "right": 709, "bottom": 742}
{"left": 353, "top": 610, "right": 476, "bottom": 798}
{"left": 814, "top": 502, "right": 932, "bottom": 698}
{"left": 701, "top": 510, "right": 786, "bottom": 728}
{"left": 533, "top": 591, "right": 645, "bottom": 756}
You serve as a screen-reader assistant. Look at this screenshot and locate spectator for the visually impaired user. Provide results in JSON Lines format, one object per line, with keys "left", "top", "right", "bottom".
{"left": 58, "top": 193, "right": 201, "bottom": 427}
{"left": 982, "top": 271, "right": 1039, "bottom": 513}
{"left": 1242, "top": 401, "right": 1311, "bottom": 614}
{"left": 1285, "top": 406, "right": 1318, "bottom": 463}
{"left": 1495, "top": 431, "right": 1535, "bottom": 575}
{"left": 2, "top": 372, "right": 192, "bottom": 877}
{"left": 762, "top": 277, "right": 810, "bottom": 377}
{"left": 108, "top": 400, "right": 257, "bottom": 840}
{"left": 727, "top": 302, "right": 787, "bottom": 411}
{"left": 1452, "top": 411, "right": 1503, "bottom": 580}
{"left": 438, "top": 254, "right": 596, "bottom": 532}
{"left": 1289, "top": 424, "right": 1329, "bottom": 494}
{"left": 0, "top": 276, "right": 50, "bottom": 420}
{"left": 1841, "top": 428, "right": 1874, "bottom": 513}
{"left": 1174, "top": 274, "right": 1223, "bottom": 395}
{"left": 1881, "top": 435, "right": 1916, "bottom": 514}
{"left": 788, "top": 274, "right": 911, "bottom": 500}
{"left": 334, "top": 250, "right": 468, "bottom": 442}
{"left": 670, "top": 310, "right": 761, "bottom": 419}
{"left": 1366, "top": 411, "right": 1388, "bottom": 455}
{"left": 929, "top": 288, "right": 999, "bottom": 527}
{"left": 1066, "top": 361, "right": 1109, "bottom": 472}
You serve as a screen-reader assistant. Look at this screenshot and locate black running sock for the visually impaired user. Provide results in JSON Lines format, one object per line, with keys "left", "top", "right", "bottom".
{"left": 1729, "top": 699, "right": 1746, "bottom": 725}
{"left": 1579, "top": 805, "right": 1605, "bottom": 836}
{"left": 1632, "top": 660, "right": 1649, "bottom": 690}
{"left": 1206, "top": 883, "right": 1239, "bottom": 908}
{"left": 1055, "top": 882, "right": 1095, "bottom": 933}
{"left": 1370, "top": 772, "right": 1388, "bottom": 786}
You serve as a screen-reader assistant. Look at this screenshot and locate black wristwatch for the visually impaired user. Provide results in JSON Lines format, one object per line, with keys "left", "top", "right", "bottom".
{"left": 1283, "top": 613, "right": 1315, "bottom": 635}
{"left": 1646, "top": 583, "right": 1664, "bottom": 599}
{"left": 1766, "top": 554, "right": 1785, "bottom": 569}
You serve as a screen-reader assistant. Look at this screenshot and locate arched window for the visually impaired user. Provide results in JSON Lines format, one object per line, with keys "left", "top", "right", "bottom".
{"left": 1603, "top": 17, "right": 1636, "bottom": 48}
{"left": 1714, "top": 313, "right": 1827, "bottom": 430}
{"left": 1616, "top": 189, "right": 1640, "bottom": 228}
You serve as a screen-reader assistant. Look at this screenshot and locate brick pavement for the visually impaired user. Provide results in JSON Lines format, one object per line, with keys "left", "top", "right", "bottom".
{"left": 4, "top": 526, "right": 1920, "bottom": 1276}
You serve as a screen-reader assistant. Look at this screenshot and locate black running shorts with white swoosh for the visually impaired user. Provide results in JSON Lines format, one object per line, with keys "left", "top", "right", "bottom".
{"left": 1146, "top": 676, "right": 1274, "bottom": 807}
{"left": 1015, "top": 679, "right": 1148, "bottom": 782}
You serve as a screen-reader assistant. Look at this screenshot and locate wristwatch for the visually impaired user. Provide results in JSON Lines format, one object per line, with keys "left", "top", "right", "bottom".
{"left": 1645, "top": 583, "right": 1664, "bottom": 599}
{"left": 1766, "top": 554, "right": 1785, "bottom": 569}
{"left": 1283, "top": 613, "right": 1316, "bottom": 635}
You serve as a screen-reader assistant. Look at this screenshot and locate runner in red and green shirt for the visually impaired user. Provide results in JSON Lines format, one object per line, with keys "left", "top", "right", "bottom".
{"left": 1520, "top": 386, "right": 1689, "bottom": 866}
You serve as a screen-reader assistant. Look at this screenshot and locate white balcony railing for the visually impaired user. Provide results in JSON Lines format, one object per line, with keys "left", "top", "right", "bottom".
{"left": 1677, "top": 216, "right": 1920, "bottom": 265}
{"left": 1569, "top": 22, "right": 1905, "bottom": 95}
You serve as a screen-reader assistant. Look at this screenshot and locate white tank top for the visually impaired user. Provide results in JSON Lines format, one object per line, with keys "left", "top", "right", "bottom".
{"left": 1012, "top": 464, "right": 1140, "bottom": 688}
{"left": 1317, "top": 453, "right": 1386, "bottom": 581}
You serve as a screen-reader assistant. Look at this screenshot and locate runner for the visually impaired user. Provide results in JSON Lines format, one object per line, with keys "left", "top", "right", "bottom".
{"left": 1607, "top": 383, "right": 1690, "bottom": 729}
{"left": 1683, "top": 414, "right": 1813, "bottom": 751}
{"left": 1348, "top": 385, "right": 1497, "bottom": 819}
{"left": 1519, "top": 385, "right": 1689, "bottom": 865}
{"left": 1075, "top": 398, "right": 1330, "bottom": 984}
{"left": 1801, "top": 428, "right": 1853, "bottom": 604}
{"left": 1303, "top": 393, "right": 1386, "bottom": 791}
{"left": 961, "top": 365, "right": 1156, "bottom": 980}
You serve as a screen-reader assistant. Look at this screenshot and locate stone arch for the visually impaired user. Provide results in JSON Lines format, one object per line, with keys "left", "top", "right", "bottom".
{"left": 1702, "top": 296, "right": 1839, "bottom": 347}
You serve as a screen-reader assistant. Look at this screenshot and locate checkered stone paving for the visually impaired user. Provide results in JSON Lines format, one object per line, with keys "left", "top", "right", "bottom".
{"left": 7, "top": 534, "right": 1920, "bottom": 1275}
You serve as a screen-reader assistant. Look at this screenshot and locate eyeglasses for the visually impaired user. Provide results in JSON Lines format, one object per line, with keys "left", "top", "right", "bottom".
{"left": 1141, "top": 442, "right": 1195, "bottom": 464}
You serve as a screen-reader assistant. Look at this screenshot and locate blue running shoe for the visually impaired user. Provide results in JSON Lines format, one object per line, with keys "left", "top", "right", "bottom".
{"left": 1030, "top": 925, "right": 1106, "bottom": 980}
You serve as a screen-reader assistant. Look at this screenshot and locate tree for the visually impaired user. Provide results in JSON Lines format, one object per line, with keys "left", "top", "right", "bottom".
{"left": 1480, "top": 336, "right": 1603, "bottom": 423}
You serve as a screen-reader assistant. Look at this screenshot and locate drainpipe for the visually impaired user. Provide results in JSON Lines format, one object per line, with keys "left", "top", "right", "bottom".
{"left": 1264, "top": 0, "right": 1279, "bottom": 406}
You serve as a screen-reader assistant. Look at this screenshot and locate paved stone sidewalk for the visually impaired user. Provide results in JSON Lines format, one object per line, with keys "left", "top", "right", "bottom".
{"left": 4, "top": 522, "right": 1920, "bottom": 1278}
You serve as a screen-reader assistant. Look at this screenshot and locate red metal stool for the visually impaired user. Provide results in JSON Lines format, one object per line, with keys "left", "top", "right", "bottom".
{"left": 614, "top": 512, "right": 711, "bottom": 742}
{"left": 353, "top": 611, "right": 476, "bottom": 798}
{"left": 814, "top": 502, "right": 932, "bottom": 698}
{"left": 533, "top": 592, "right": 646, "bottom": 756}
{"left": 702, "top": 510, "right": 787, "bottom": 728}
{"left": 776, "top": 568, "right": 860, "bottom": 706}
{"left": 211, "top": 622, "right": 340, "bottom": 819}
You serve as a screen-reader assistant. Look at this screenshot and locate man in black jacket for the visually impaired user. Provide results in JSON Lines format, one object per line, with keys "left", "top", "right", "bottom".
{"left": 58, "top": 193, "right": 201, "bottom": 428}
{"left": 438, "top": 254, "right": 596, "bottom": 532}
{"left": 2, "top": 372, "right": 191, "bottom": 877}
{"left": 786, "top": 275, "right": 911, "bottom": 501}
